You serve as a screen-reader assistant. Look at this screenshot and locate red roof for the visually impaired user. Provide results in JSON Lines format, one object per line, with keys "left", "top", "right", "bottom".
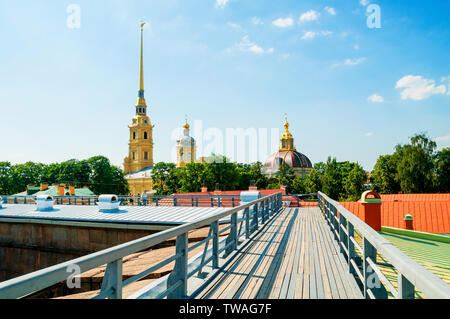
{"left": 340, "top": 194, "right": 450, "bottom": 234}
{"left": 380, "top": 193, "right": 450, "bottom": 202}
{"left": 175, "top": 189, "right": 283, "bottom": 196}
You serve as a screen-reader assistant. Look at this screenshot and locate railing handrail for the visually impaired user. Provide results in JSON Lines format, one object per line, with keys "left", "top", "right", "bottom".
{"left": 318, "top": 191, "right": 450, "bottom": 299}
{"left": 0, "top": 192, "right": 282, "bottom": 299}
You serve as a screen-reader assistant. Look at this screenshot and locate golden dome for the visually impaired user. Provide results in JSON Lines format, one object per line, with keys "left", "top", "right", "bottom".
{"left": 183, "top": 121, "right": 190, "bottom": 130}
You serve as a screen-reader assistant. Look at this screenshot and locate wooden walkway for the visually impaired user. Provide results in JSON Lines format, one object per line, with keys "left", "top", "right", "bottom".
{"left": 198, "top": 207, "right": 363, "bottom": 299}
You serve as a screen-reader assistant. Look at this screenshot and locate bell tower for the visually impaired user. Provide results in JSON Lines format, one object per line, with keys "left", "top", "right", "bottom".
{"left": 124, "top": 22, "right": 154, "bottom": 175}
{"left": 176, "top": 118, "right": 196, "bottom": 167}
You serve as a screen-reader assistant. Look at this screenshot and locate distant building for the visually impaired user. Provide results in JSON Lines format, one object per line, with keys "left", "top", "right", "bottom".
{"left": 123, "top": 23, "right": 154, "bottom": 195}
{"left": 14, "top": 183, "right": 95, "bottom": 197}
{"left": 176, "top": 119, "right": 197, "bottom": 168}
{"left": 264, "top": 115, "right": 313, "bottom": 178}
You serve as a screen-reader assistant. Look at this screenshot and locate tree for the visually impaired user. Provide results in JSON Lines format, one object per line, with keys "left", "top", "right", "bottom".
{"left": 393, "top": 133, "right": 436, "bottom": 193}
{"left": 291, "top": 176, "right": 307, "bottom": 194}
{"left": 0, "top": 162, "right": 13, "bottom": 195}
{"left": 277, "top": 163, "right": 296, "bottom": 192}
{"left": 321, "top": 157, "right": 342, "bottom": 200}
{"left": 304, "top": 169, "right": 322, "bottom": 194}
{"left": 371, "top": 155, "right": 400, "bottom": 194}
{"left": 204, "top": 156, "right": 240, "bottom": 191}
{"left": 87, "top": 156, "right": 129, "bottom": 195}
{"left": 176, "top": 162, "right": 207, "bottom": 193}
{"left": 151, "top": 162, "right": 179, "bottom": 195}
{"left": 343, "top": 163, "right": 367, "bottom": 201}
{"left": 434, "top": 148, "right": 450, "bottom": 193}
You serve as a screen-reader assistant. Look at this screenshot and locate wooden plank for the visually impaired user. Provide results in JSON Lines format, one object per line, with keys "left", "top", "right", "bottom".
{"left": 310, "top": 213, "right": 325, "bottom": 299}
{"left": 312, "top": 213, "right": 332, "bottom": 299}
{"left": 313, "top": 212, "right": 340, "bottom": 299}
{"left": 315, "top": 208, "right": 349, "bottom": 299}
{"left": 220, "top": 212, "right": 286, "bottom": 298}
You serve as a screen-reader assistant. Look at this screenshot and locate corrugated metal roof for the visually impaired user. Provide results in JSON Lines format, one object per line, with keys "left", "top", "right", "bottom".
{"left": 13, "top": 186, "right": 95, "bottom": 197}
{"left": 0, "top": 204, "right": 228, "bottom": 225}
{"left": 340, "top": 201, "right": 450, "bottom": 234}
{"left": 380, "top": 194, "right": 450, "bottom": 202}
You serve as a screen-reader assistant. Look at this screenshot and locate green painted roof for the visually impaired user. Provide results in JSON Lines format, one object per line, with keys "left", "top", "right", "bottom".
{"left": 13, "top": 186, "right": 95, "bottom": 197}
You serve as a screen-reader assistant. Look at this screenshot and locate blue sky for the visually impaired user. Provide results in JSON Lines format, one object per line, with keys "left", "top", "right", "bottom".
{"left": 0, "top": 0, "right": 449, "bottom": 171}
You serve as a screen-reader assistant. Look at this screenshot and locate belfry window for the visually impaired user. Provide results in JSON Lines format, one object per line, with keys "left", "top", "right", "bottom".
{"left": 144, "top": 152, "right": 148, "bottom": 160}
{"left": 144, "top": 132, "right": 148, "bottom": 140}
{"left": 133, "top": 132, "right": 136, "bottom": 140}
{"left": 132, "top": 152, "right": 135, "bottom": 160}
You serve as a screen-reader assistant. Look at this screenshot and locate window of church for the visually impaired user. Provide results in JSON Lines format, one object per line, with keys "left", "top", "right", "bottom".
{"left": 133, "top": 132, "right": 136, "bottom": 139}
{"left": 144, "top": 152, "right": 148, "bottom": 160}
{"left": 132, "top": 152, "right": 135, "bottom": 160}
{"left": 144, "top": 132, "right": 148, "bottom": 139}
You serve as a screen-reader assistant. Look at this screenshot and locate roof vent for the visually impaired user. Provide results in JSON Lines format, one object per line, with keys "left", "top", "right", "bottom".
{"left": 240, "top": 190, "right": 261, "bottom": 205}
{"left": 97, "top": 195, "right": 120, "bottom": 212}
{"left": 36, "top": 195, "right": 54, "bottom": 211}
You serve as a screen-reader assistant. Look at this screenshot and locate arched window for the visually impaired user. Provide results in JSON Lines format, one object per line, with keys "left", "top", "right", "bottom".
{"left": 133, "top": 132, "right": 136, "bottom": 140}
{"left": 132, "top": 152, "right": 135, "bottom": 160}
{"left": 144, "top": 132, "right": 148, "bottom": 140}
{"left": 144, "top": 152, "right": 148, "bottom": 160}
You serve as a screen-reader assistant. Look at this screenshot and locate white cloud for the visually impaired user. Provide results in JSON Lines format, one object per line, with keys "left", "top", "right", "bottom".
{"left": 433, "top": 135, "right": 450, "bottom": 147}
{"left": 228, "top": 35, "right": 274, "bottom": 55}
{"left": 433, "top": 135, "right": 450, "bottom": 143}
{"left": 345, "top": 57, "right": 366, "bottom": 65}
{"left": 360, "top": 0, "right": 370, "bottom": 6}
{"left": 272, "top": 17, "right": 294, "bottom": 28}
{"left": 365, "top": 132, "right": 374, "bottom": 137}
{"left": 301, "top": 30, "right": 332, "bottom": 40}
{"left": 354, "top": 44, "right": 360, "bottom": 50}
{"left": 215, "top": 0, "right": 229, "bottom": 9}
{"left": 282, "top": 53, "right": 291, "bottom": 59}
{"left": 325, "top": 7, "right": 336, "bottom": 15}
{"left": 368, "top": 94, "right": 384, "bottom": 103}
{"left": 227, "top": 22, "right": 241, "bottom": 29}
{"left": 396, "top": 75, "right": 447, "bottom": 101}
{"left": 441, "top": 76, "right": 450, "bottom": 95}
{"left": 299, "top": 10, "right": 319, "bottom": 24}
{"left": 251, "top": 17, "right": 263, "bottom": 25}
{"left": 332, "top": 57, "right": 367, "bottom": 68}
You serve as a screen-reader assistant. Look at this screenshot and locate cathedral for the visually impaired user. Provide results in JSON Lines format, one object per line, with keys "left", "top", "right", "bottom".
{"left": 123, "top": 23, "right": 155, "bottom": 195}
{"left": 123, "top": 24, "right": 200, "bottom": 194}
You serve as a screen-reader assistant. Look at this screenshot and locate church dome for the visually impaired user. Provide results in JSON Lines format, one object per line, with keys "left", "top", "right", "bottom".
{"left": 264, "top": 115, "right": 313, "bottom": 176}
{"left": 264, "top": 150, "right": 312, "bottom": 170}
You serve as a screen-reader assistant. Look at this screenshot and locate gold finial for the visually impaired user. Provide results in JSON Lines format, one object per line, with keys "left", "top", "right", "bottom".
{"left": 183, "top": 115, "right": 190, "bottom": 129}
{"left": 284, "top": 113, "right": 290, "bottom": 130}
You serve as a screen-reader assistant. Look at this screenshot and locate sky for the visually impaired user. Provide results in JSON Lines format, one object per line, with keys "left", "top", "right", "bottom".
{"left": 0, "top": 0, "right": 449, "bottom": 171}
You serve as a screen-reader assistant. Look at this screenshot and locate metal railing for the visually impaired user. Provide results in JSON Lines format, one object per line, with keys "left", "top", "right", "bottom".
{"left": 1, "top": 194, "right": 244, "bottom": 208}
{"left": 0, "top": 193, "right": 283, "bottom": 299}
{"left": 281, "top": 194, "right": 319, "bottom": 207}
{"left": 318, "top": 192, "right": 450, "bottom": 299}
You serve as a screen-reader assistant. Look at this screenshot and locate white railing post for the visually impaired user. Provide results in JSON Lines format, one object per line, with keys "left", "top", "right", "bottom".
{"left": 167, "top": 233, "right": 188, "bottom": 299}
{"left": 398, "top": 273, "right": 415, "bottom": 299}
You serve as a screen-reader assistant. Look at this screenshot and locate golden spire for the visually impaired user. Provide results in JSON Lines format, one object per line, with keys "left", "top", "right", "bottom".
{"left": 136, "top": 22, "right": 147, "bottom": 110}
